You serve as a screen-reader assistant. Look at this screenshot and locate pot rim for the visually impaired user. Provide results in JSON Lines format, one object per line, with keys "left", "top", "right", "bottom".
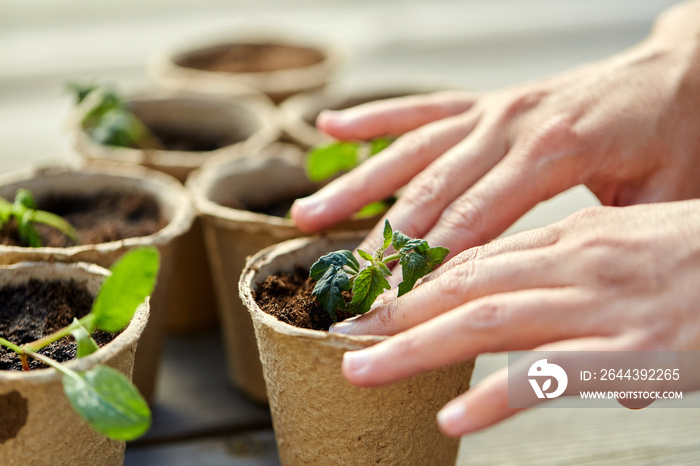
{"left": 148, "top": 30, "right": 346, "bottom": 97}
{"left": 0, "top": 162, "right": 194, "bottom": 256}
{"left": 67, "top": 88, "right": 280, "bottom": 172}
{"left": 239, "top": 232, "right": 386, "bottom": 345}
{"left": 0, "top": 261, "right": 150, "bottom": 384}
{"left": 186, "top": 142, "right": 306, "bottom": 231}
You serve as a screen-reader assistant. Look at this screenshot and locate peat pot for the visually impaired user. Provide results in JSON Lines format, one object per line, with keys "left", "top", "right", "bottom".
{"left": 187, "top": 143, "right": 377, "bottom": 403}
{"left": 0, "top": 261, "right": 149, "bottom": 465}
{"left": 0, "top": 163, "right": 193, "bottom": 400}
{"left": 239, "top": 233, "right": 475, "bottom": 465}
{"left": 149, "top": 33, "right": 343, "bottom": 103}
{"left": 69, "top": 91, "right": 279, "bottom": 333}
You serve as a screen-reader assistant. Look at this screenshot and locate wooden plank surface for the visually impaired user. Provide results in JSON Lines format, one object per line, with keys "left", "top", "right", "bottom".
{"left": 4, "top": 1, "right": 698, "bottom": 464}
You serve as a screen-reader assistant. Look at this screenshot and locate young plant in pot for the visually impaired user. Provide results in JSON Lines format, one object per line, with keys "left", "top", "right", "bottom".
{"left": 149, "top": 33, "right": 343, "bottom": 103}
{"left": 68, "top": 82, "right": 278, "bottom": 334}
{"left": 0, "top": 248, "right": 157, "bottom": 465}
{"left": 0, "top": 163, "right": 194, "bottom": 401}
{"left": 239, "top": 227, "right": 475, "bottom": 465}
{"left": 187, "top": 140, "right": 392, "bottom": 403}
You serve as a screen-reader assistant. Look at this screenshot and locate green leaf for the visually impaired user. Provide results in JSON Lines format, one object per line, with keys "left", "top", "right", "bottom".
{"left": 62, "top": 365, "right": 150, "bottom": 441}
{"left": 69, "top": 319, "right": 99, "bottom": 358}
{"left": 352, "top": 200, "right": 389, "bottom": 219}
{"left": 382, "top": 219, "right": 393, "bottom": 249}
{"left": 305, "top": 142, "right": 360, "bottom": 183}
{"left": 0, "top": 198, "right": 11, "bottom": 225}
{"left": 397, "top": 245, "right": 450, "bottom": 297}
{"left": 312, "top": 264, "right": 351, "bottom": 322}
{"left": 349, "top": 266, "right": 391, "bottom": 315}
{"left": 14, "top": 189, "right": 37, "bottom": 209}
{"left": 91, "top": 247, "right": 160, "bottom": 333}
{"left": 67, "top": 81, "right": 99, "bottom": 104}
{"left": 18, "top": 213, "right": 41, "bottom": 247}
{"left": 357, "top": 249, "right": 373, "bottom": 262}
{"left": 392, "top": 230, "right": 424, "bottom": 253}
{"left": 31, "top": 210, "right": 78, "bottom": 243}
{"left": 425, "top": 246, "right": 450, "bottom": 268}
{"left": 397, "top": 252, "right": 433, "bottom": 297}
{"left": 310, "top": 250, "right": 358, "bottom": 280}
{"left": 369, "top": 137, "right": 394, "bottom": 155}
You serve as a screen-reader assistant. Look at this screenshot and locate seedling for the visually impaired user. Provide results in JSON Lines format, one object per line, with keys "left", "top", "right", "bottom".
{"left": 310, "top": 220, "right": 449, "bottom": 322}
{"left": 69, "top": 82, "right": 164, "bottom": 150}
{"left": 0, "top": 189, "right": 78, "bottom": 247}
{"left": 305, "top": 138, "right": 394, "bottom": 218}
{"left": 0, "top": 247, "right": 159, "bottom": 441}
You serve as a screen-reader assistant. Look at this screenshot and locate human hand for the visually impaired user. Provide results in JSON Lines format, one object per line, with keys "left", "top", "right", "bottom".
{"left": 292, "top": 1, "right": 700, "bottom": 259}
{"left": 331, "top": 201, "right": 700, "bottom": 436}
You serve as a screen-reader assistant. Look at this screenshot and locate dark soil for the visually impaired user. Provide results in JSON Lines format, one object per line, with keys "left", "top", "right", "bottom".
{"left": 177, "top": 42, "right": 325, "bottom": 73}
{"left": 0, "top": 191, "right": 167, "bottom": 248}
{"left": 219, "top": 188, "right": 315, "bottom": 219}
{"left": 253, "top": 268, "right": 354, "bottom": 331}
{"left": 144, "top": 125, "right": 239, "bottom": 152}
{"left": 0, "top": 279, "right": 115, "bottom": 371}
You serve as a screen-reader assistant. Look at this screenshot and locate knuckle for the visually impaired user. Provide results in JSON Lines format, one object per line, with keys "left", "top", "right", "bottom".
{"left": 464, "top": 300, "right": 505, "bottom": 331}
{"left": 497, "top": 90, "right": 546, "bottom": 121}
{"left": 439, "top": 196, "right": 486, "bottom": 243}
{"left": 437, "top": 266, "right": 473, "bottom": 300}
{"left": 569, "top": 234, "right": 663, "bottom": 293}
{"left": 403, "top": 171, "right": 449, "bottom": 209}
{"left": 392, "top": 130, "right": 431, "bottom": 158}
{"left": 374, "top": 300, "right": 399, "bottom": 331}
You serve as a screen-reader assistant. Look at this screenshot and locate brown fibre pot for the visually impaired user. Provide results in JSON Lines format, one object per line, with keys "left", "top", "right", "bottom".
{"left": 280, "top": 82, "right": 458, "bottom": 148}
{"left": 0, "top": 261, "right": 149, "bottom": 465}
{"left": 69, "top": 90, "right": 279, "bottom": 334}
{"left": 187, "top": 143, "right": 378, "bottom": 403}
{"left": 0, "top": 163, "right": 194, "bottom": 401}
{"left": 239, "top": 233, "right": 475, "bottom": 466}
{"left": 149, "top": 32, "right": 343, "bottom": 103}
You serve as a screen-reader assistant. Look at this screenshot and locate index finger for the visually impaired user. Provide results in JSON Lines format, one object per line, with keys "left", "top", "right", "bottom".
{"left": 317, "top": 90, "right": 476, "bottom": 140}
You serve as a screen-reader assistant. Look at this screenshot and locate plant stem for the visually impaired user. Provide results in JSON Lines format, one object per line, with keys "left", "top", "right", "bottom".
{"left": 22, "top": 318, "right": 85, "bottom": 353}
{"left": 382, "top": 253, "right": 401, "bottom": 264}
{"left": 24, "top": 349, "right": 83, "bottom": 382}
{"left": 0, "top": 337, "right": 31, "bottom": 371}
{"left": 20, "top": 354, "right": 29, "bottom": 371}
{"left": 0, "top": 336, "right": 24, "bottom": 354}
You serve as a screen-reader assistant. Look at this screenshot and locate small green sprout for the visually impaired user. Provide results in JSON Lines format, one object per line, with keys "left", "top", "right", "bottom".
{"left": 310, "top": 220, "right": 449, "bottom": 322}
{"left": 0, "top": 189, "right": 78, "bottom": 247}
{"left": 0, "top": 247, "right": 160, "bottom": 441}
{"left": 68, "top": 82, "right": 164, "bottom": 150}
{"left": 304, "top": 137, "right": 394, "bottom": 218}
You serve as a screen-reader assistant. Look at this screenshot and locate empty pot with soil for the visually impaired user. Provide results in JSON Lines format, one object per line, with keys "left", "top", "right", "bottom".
{"left": 149, "top": 33, "right": 343, "bottom": 103}
{"left": 280, "top": 82, "right": 457, "bottom": 148}
{"left": 68, "top": 88, "right": 278, "bottom": 334}
{"left": 239, "top": 232, "right": 475, "bottom": 465}
{"left": 187, "top": 143, "right": 378, "bottom": 403}
{"left": 0, "top": 163, "right": 194, "bottom": 401}
{"left": 0, "top": 261, "right": 149, "bottom": 465}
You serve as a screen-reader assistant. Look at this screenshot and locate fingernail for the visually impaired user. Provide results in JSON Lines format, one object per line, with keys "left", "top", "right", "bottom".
{"left": 330, "top": 315, "right": 359, "bottom": 334}
{"left": 343, "top": 350, "right": 372, "bottom": 376}
{"left": 437, "top": 403, "right": 468, "bottom": 433}
{"left": 292, "top": 196, "right": 325, "bottom": 217}
{"left": 317, "top": 109, "right": 345, "bottom": 126}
